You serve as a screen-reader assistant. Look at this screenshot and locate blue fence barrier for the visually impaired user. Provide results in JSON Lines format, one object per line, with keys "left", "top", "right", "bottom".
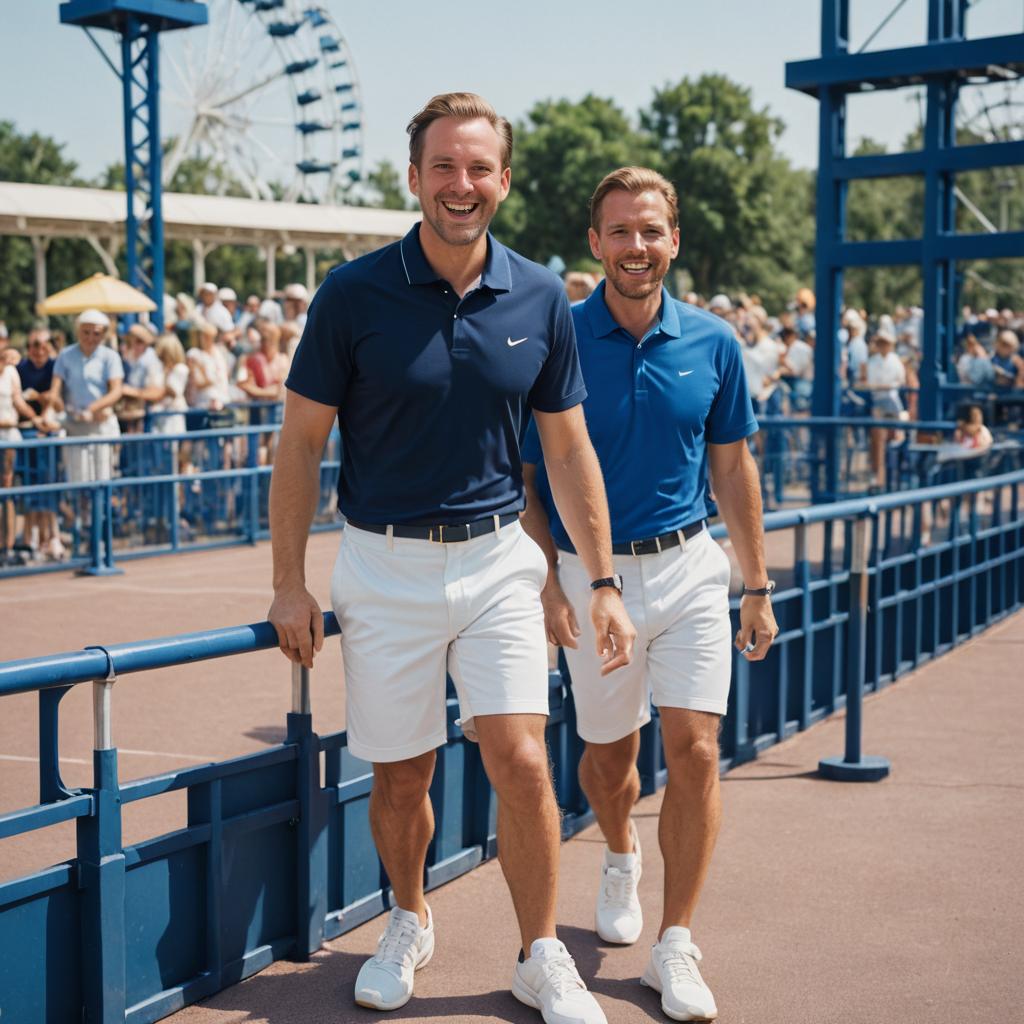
{"left": 2, "top": 470, "right": 1022, "bottom": 1022}
{"left": 1, "top": 425, "right": 342, "bottom": 577}
{"left": 755, "top": 415, "right": 1023, "bottom": 506}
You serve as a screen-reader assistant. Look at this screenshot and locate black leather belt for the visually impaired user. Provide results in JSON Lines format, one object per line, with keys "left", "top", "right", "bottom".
{"left": 346, "top": 512, "right": 519, "bottom": 543}
{"left": 610, "top": 519, "right": 706, "bottom": 556}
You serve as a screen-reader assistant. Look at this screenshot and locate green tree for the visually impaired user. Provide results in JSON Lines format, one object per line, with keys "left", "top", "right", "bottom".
{"left": 0, "top": 121, "right": 101, "bottom": 332}
{"left": 492, "top": 95, "right": 655, "bottom": 265}
{"left": 363, "top": 159, "right": 415, "bottom": 211}
{"left": 640, "top": 74, "right": 814, "bottom": 310}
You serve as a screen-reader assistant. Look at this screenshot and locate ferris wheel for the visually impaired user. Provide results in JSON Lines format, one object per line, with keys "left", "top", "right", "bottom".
{"left": 163, "top": 0, "right": 365, "bottom": 204}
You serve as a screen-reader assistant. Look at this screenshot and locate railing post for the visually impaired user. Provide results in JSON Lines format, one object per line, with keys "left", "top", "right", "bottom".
{"left": 82, "top": 484, "right": 123, "bottom": 577}
{"left": 77, "top": 660, "right": 127, "bottom": 1023}
{"left": 287, "top": 663, "right": 327, "bottom": 959}
{"left": 795, "top": 520, "right": 815, "bottom": 730}
{"left": 819, "top": 516, "right": 891, "bottom": 781}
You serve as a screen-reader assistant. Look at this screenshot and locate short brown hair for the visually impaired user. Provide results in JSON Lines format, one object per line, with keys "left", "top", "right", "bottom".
{"left": 407, "top": 92, "right": 513, "bottom": 169}
{"left": 590, "top": 166, "right": 678, "bottom": 232}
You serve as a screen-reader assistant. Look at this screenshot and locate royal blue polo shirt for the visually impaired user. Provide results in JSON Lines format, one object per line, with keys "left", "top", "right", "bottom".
{"left": 522, "top": 282, "right": 757, "bottom": 551}
{"left": 286, "top": 223, "right": 586, "bottom": 525}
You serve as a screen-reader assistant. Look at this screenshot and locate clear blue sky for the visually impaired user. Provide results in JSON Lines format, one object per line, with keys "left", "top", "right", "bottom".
{"left": 2, "top": 0, "right": 1020, "bottom": 184}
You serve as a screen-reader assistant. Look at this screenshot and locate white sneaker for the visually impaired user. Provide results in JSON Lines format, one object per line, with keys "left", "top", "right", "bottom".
{"left": 641, "top": 927, "right": 718, "bottom": 1021}
{"left": 354, "top": 905, "right": 434, "bottom": 1011}
{"left": 595, "top": 819, "right": 642, "bottom": 944}
{"left": 512, "top": 937, "right": 607, "bottom": 1024}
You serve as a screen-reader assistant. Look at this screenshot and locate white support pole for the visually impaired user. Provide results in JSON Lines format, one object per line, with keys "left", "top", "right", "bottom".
{"left": 265, "top": 244, "right": 277, "bottom": 297}
{"left": 85, "top": 234, "right": 119, "bottom": 277}
{"left": 192, "top": 238, "right": 215, "bottom": 296}
{"left": 304, "top": 246, "right": 316, "bottom": 293}
{"left": 31, "top": 236, "right": 50, "bottom": 310}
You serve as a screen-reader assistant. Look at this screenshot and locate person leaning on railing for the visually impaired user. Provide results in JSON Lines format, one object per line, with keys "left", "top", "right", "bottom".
{"left": 49, "top": 309, "right": 124, "bottom": 487}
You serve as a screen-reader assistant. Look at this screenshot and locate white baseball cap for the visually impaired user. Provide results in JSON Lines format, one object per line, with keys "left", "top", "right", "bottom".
{"left": 77, "top": 308, "right": 110, "bottom": 328}
{"left": 217, "top": 287, "right": 237, "bottom": 302}
{"left": 199, "top": 281, "right": 218, "bottom": 293}
{"left": 283, "top": 283, "right": 309, "bottom": 301}
{"left": 708, "top": 293, "right": 732, "bottom": 311}
{"left": 258, "top": 298, "right": 284, "bottom": 324}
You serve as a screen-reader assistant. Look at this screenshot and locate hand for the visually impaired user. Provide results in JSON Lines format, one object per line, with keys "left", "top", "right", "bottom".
{"left": 735, "top": 595, "right": 778, "bottom": 661}
{"left": 79, "top": 409, "right": 94, "bottom": 423}
{"left": 540, "top": 578, "right": 580, "bottom": 648}
{"left": 590, "top": 588, "right": 636, "bottom": 676}
{"left": 268, "top": 585, "right": 325, "bottom": 668}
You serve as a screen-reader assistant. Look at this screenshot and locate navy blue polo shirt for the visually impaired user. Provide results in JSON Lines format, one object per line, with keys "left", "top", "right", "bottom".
{"left": 286, "top": 223, "right": 586, "bottom": 525}
{"left": 522, "top": 282, "right": 757, "bottom": 551}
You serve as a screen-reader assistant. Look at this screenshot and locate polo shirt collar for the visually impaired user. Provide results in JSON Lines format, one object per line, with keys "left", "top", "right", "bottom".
{"left": 583, "top": 281, "right": 682, "bottom": 341}
{"left": 399, "top": 223, "right": 512, "bottom": 293}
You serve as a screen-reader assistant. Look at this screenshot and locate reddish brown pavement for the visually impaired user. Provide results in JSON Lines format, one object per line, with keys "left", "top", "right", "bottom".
{"left": 3, "top": 537, "right": 1023, "bottom": 1022}
{"left": 163, "top": 610, "right": 1024, "bottom": 1024}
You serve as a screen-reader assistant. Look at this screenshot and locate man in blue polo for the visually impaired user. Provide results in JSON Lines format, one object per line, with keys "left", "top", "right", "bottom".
{"left": 522, "top": 167, "right": 778, "bottom": 1022}
{"left": 267, "top": 93, "right": 635, "bottom": 1024}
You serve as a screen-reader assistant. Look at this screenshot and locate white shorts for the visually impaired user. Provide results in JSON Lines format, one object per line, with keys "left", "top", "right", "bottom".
{"left": 330, "top": 520, "right": 550, "bottom": 763}
{"left": 63, "top": 416, "right": 120, "bottom": 483}
{"left": 559, "top": 527, "right": 733, "bottom": 744}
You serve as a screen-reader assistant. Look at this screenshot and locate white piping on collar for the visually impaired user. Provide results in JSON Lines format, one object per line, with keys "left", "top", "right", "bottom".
{"left": 399, "top": 236, "right": 412, "bottom": 285}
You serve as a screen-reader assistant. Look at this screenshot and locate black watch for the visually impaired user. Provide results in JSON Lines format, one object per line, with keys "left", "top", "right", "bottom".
{"left": 591, "top": 574, "right": 624, "bottom": 595}
{"left": 742, "top": 579, "right": 776, "bottom": 597}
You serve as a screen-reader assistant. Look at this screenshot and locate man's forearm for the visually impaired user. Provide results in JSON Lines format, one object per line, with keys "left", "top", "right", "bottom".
{"left": 714, "top": 452, "right": 769, "bottom": 587}
{"left": 269, "top": 436, "right": 322, "bottom": 590}
{"left": 546, "top": 439, "right": 614, "bottom": 581}
{"left": 520, "top": 475, "right": 560, "bottom": 574}
{"left": 90, "top": 383, "right": 122, "bottom": 414}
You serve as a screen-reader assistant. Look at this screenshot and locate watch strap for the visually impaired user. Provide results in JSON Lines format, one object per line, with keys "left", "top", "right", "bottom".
{"left": 590, "top": 574, "right": 623, "bottom": 594}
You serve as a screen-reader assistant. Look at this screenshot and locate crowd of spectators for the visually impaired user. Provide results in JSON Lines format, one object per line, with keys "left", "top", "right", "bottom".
{"left": 0, "top": 282, "right": 310, "bottom": 565}
{"left": 0, "top": 271, "right": 1021, "bottom": 565}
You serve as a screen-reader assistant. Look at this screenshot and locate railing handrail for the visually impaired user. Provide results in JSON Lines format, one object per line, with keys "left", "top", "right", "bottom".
{"left": 0, "top": 613, "right": 342, "bottom": 698}
{"left": 1, "top": 423, "right": 298, "bottom": 449}
{"left": 757, "top": 414, "right": 958, "bottom": 431}
{"left": 4, "top": 466, "right": 1023, "bottom": 699}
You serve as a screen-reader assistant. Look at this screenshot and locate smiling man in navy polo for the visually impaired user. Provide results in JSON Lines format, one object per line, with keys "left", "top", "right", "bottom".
{"left": 522, "top": 167, "right": 778, "bottom": 1022}
{"left": 267, "top": 93, "right": 634, "bottom": 1024}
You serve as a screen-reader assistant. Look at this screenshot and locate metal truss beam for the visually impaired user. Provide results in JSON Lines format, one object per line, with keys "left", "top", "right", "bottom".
{"left": 791, "top": 0, "right": 1023, "bottom": 445}
{"left": 834, "top": 140, "right": 1024, "bottom": 179}
{"left": 786, "top": 33, "right": 1024, "bottom": 95}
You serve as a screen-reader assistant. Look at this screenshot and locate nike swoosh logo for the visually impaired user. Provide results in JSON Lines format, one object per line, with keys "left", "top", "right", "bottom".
{"left": 678, "top": 370, "right": 694, "bottom": 377}
{"left": 507, "top": 337, "right": 528, "bottom": 347}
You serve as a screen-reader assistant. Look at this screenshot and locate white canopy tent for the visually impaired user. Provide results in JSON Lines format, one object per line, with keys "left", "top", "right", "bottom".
{"left": 0, "top": 181, "right": 420, "bottom": 301}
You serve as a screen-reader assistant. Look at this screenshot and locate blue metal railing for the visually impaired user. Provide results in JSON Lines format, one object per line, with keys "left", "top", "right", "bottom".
{"left": 5, "top": 412, "right": 1024, "bottom": 576}
{"left": 2, "top": 470, "right": 1022, "bottom": 1022}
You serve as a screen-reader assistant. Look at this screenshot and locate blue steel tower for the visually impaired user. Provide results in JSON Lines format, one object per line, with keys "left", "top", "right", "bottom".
{"left": 60, "top": 1, "right": 208, "bottom": 330}
{"left": 787, "top": 0, "right": 1024, "bottom": 497}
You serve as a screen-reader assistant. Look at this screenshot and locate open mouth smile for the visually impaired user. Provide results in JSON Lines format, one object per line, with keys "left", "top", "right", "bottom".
{"left": 620, "top": 261, "right": 652, "bottom": 276}
{"left": 441, "top": 201, "right": 479, "bottom": 219}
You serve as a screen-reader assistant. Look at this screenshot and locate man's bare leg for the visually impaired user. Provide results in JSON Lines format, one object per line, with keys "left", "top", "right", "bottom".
{"left": 369, "top": 750, "right": 436, "bottom": 926}
{"left": 657, "top": 707, "right": 722, "bottom": 934}
{"left": 578, "top": 731, "right": 641, "bottom": 853}
{"left": 473, "top": 713, "right": 561, "bottom": 950}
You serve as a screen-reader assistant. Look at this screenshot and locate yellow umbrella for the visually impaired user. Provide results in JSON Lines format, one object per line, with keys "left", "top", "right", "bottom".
{"left": 36, "top": 273, "right": 157, "bottom": 316}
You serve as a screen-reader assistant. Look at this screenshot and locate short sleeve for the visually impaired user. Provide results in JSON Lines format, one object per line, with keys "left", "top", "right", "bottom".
{"left": 528, "top": 289, "right": 587, "bottom": 414}
{"left": 52, "top": 350, "right": 68, "bottom": 381}
{"left": 707, "top": 336, "right": 758, "bottom": 444}
{"left": 285, "top": 272, "right": 353, "bottom": 408}
{"left": 104, "top": 348, "right": 124, "bottom": 382}
{"left": 521, "top": 415, "right": 543, "bottom": 465}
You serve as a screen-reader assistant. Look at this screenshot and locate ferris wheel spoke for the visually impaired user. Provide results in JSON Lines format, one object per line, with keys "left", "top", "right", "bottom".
{"left": 213, "top": 66, "right": 289, "bottom": 110}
